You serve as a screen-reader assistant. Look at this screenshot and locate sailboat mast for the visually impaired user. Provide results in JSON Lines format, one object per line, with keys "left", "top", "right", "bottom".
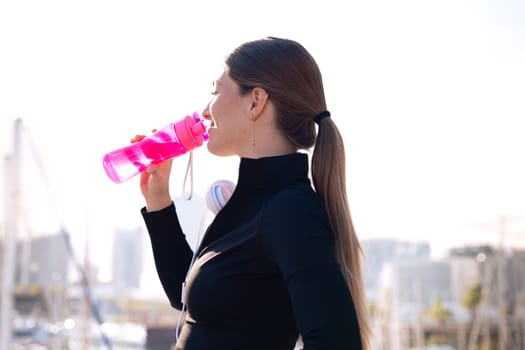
{"left": 0, "top": 118, "right": 22, "bottom": 350}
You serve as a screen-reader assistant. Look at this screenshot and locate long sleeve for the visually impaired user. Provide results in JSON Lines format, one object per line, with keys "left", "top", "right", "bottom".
{"left": 261, "top": 188, "right": 362, "bottom": 350}
{"left": 141, "top": 203, "right": 194, "bottom": 310}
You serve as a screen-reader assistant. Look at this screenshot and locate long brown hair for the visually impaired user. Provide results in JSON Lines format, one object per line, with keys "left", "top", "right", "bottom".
{"left": 226, "top": 37, "right": 371, "bottom": 348}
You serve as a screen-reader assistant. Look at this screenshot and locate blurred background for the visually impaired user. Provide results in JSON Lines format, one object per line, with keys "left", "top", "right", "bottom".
{"left": 1, "top": 0, "right": 524, "bottom": 349}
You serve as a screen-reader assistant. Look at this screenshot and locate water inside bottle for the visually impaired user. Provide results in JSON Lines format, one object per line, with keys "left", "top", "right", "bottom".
{"left": 103, "top": 125, "right": 188, "bottom": 183}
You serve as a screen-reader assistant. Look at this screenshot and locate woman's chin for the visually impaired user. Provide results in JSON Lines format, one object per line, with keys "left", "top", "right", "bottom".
{"left": 206, "top": 142, "right": 235, "bottom": 157}
{"left": 206, "top": 141, "right": 223, "bottom": 156}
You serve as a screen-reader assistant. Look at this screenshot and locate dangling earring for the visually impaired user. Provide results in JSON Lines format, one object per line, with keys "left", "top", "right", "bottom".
{"left": 252, "top": 119, "right": 256, "bottom": 147}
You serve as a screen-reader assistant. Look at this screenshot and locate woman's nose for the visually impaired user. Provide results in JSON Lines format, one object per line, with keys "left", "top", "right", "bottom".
{"left": 201, "top": 103, "right": 211, "bottom": 120}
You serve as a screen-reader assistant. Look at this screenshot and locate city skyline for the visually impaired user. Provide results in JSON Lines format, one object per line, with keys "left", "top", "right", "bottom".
{"left": 5, "top": 225, "right": 524, "bottom": 349}
{"left": 7, "top": 226, "right": 523, "bottom": 297}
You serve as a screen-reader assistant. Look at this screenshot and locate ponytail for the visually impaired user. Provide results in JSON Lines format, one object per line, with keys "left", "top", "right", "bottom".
{"left": 312, "top": 117, "right": 371, "bottom": 349}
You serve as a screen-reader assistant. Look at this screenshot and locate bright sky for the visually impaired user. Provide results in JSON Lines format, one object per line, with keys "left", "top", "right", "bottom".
{"left": 1, "top": 0, "right": 525, "bottom": 289}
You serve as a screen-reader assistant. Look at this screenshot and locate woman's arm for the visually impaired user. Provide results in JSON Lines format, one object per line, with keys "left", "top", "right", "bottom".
{"left": 262, "top": 188, "right": 362, "bottom": 350}
{"left": 142, "top": 203, "right": 194, "bottom": 310}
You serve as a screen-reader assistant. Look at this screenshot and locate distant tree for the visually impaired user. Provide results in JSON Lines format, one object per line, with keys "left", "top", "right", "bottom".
{"left": 426, "top": 335, "right": 447, "bottom": 346}
{"left": 425, "top": 298, "right": 454, "bottom": 325}
{"left": 368, "top": 301, "right": 377, "bottom": 319}
{"left": 462, "top": 283, "right": 482, "bottom": 323}
{"left": 379, "top": 288, "right": 392, "bottom": 320}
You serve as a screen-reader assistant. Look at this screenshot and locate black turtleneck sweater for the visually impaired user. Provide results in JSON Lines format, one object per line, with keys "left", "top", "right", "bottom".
{"left": 141, "top": 153, "right": 362, "bottom": 350}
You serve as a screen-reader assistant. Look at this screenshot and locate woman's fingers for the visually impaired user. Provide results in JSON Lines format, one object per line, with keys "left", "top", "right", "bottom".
{"left": 131, "top": 134, "right": 147, "bottom": 144}
{"left": 131, "top": 129, "right": 156, "bottom": 144}
{"left": 147, "top": 165, "right": 158, "bottom": 175}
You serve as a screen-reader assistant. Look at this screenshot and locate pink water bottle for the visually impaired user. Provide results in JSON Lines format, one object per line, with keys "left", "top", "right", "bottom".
{"left": 102, "top": 112, "right": 209, "bottom": 183}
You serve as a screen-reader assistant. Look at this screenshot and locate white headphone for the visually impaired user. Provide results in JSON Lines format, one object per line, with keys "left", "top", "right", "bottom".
{"left": 205, "top": 179, "right": 236, "bottom": 214}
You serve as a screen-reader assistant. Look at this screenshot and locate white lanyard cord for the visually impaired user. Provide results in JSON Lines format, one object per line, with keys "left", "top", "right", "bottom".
{"left": 182, "top": 151, "right": 194, "bottom": 200}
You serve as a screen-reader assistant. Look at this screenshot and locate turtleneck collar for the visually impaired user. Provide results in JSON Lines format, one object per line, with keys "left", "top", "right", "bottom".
{"left": 236, "top": 153, "right": 310, "bottom": 190}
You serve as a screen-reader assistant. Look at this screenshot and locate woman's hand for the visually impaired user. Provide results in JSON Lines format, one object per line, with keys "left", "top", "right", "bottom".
{"left": 132, "top": 133, "right": 174, "bottom": 212}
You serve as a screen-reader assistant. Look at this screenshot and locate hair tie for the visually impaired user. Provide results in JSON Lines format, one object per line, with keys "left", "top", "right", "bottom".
{"left": 314, "top": 111, "right": 331, "bottom": 124}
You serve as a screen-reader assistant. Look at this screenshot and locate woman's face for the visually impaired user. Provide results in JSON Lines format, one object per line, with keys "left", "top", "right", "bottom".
{"left": 202, "top": 69, "right": 253, "bottom": 157}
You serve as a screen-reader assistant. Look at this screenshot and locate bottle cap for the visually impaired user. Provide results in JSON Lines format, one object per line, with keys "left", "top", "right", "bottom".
{"left": 174, "top": 112, "right": 209, "bottom": 150}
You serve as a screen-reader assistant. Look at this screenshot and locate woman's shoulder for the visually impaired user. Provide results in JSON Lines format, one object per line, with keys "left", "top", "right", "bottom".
{"left": 267, "top": 181, "right": 322, "bottom": 212}
{"left": 260, "top": 182, "right": 331, "bottom": 239}
{"left": 259, "top": 182, "right": 336, "bottom": 267}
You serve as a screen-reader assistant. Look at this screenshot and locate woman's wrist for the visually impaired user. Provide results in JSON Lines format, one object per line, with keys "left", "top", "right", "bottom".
{"left": 145, "top": 195, "right": 173, "bottom": 212}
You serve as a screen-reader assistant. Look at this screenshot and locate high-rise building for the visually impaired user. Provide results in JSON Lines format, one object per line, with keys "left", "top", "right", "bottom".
{"left": 447, "top": 245, "right": 495, "bottom": 306}
{"left": 362, "top": 238, "right": 431, "bottom": 302}
{"left": 11, "top": 233, "right": 70, "bottom": 318}
{"left": 392, "top": 260, "right": 452, "bottom": 311}
{"left": 15, "top": 233, "right": 69, "bottom": 287}
{"left": 506, "top": 249, "right": 525, "bottom": 312}
{"left": 111, "top": 227, "right": 145, "bottom": 289}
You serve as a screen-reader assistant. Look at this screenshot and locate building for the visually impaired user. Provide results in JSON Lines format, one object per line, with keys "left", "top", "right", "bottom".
{"left": 362, "top": 238, "right": 431, "bottom": 302}
{"left": 15, "top": 232, "right": 69, "bottom": 287}
{"left": 111, "top": 227, "right": 145, "bottom": 290}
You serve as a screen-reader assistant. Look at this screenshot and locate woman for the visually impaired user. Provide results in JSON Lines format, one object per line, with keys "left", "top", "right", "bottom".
{"left": 138, "top": 37, "right": 370, "bottom": 349}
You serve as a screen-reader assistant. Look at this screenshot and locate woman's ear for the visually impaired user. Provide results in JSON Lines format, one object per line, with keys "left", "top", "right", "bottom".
{"left": 249, "top": 87, "right": 269, "bottom": 119}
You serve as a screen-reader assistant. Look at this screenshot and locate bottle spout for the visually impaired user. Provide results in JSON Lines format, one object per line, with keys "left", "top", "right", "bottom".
{"left": 191, "top": 111, "right": 210, "bottom": 140}
{"left": 175, "top": 113, "right": 209, "bottom": 150}
{"left": 191, "top": 120, "right": 209, "bottom": 139}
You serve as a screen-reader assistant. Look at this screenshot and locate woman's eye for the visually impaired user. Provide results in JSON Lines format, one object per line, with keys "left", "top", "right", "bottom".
{"left": 210, "top": 91, "right": 218, "bottom": 96}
